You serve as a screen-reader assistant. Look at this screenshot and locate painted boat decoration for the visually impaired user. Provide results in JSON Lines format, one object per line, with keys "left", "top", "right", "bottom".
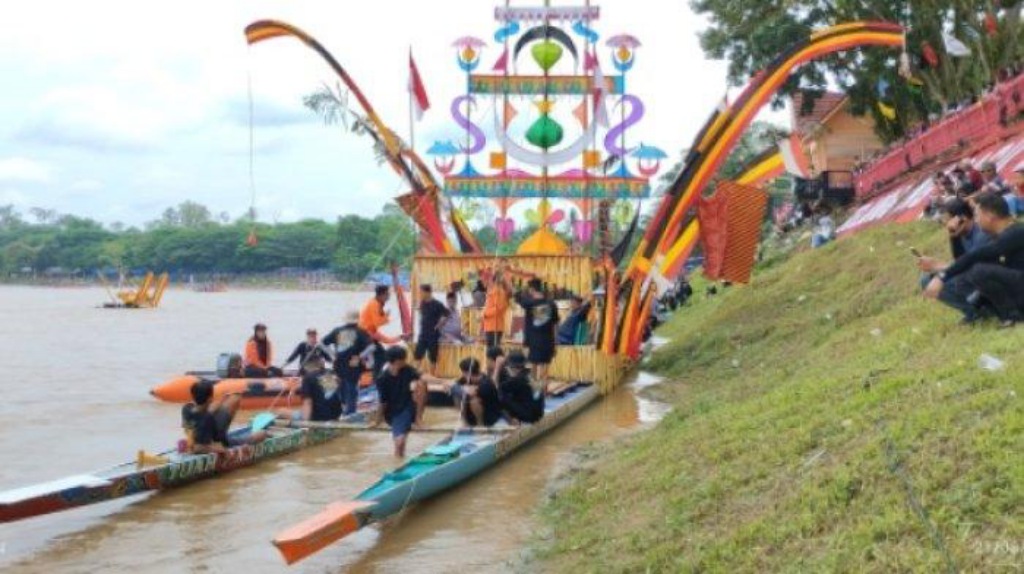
{"left": 151, "top": 373, "right": 454, "bottom": 410}
{"left": 272, "top": 383, "right": 600, "bottom": 564}
{"left": 0, "top": 425, "right": 343, "bottom": 524}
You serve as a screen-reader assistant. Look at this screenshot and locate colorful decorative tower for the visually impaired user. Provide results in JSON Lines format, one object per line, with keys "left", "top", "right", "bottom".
{"left": 426, "top": 1, "right": 665, "bottom": 254}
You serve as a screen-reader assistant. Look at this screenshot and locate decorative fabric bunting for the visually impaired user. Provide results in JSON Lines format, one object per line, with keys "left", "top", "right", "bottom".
{"left": 777, "top": 134, "right": 811, "bottom": 178}
{"left": 921, "top": 41, "right": 940, "bottom": 68}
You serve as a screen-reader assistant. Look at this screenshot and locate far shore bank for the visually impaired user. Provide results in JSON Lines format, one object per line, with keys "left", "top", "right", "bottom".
{"left": 0, "top": 278, "right": 370, "bottom": 293}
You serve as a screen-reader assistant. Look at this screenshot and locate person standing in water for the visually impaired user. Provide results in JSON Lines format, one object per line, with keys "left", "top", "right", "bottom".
{"left": 372, "top": 346, "right": 428, "bottom": 458}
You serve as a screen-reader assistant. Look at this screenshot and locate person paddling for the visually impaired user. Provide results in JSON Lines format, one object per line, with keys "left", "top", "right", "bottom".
{"left": 497, "top": 351, "right": 544, "bottom": 425}
{"left": 181, "top": 381, "right": 267, "bottom": 454}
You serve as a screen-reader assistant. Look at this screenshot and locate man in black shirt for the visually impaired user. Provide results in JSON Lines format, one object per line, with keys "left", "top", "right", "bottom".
{"left": 181, "top": 380, "right": 266, "bottom": 454}
{"left": 509, "top": 276, "right": 559, "bottom": 392}
{"left": 924, "top": 193, "right": 1024, "bottom": 326}
{"left": 282, "top": 328, "right": 332, "bottom": 375}
{"left": 414, "top": 284, "right": 449, "bottom": 376}
{"left": 373, "top": 346, "right": 428, "bottom": 457}
{"left": 322, "top": 311, "right": 374, "bottom": 416}
{"left": 498, "top": 351, "right": 544, "bottom": 425}
{"left": 449, "top": 357, "right": 502, "bottom": 428}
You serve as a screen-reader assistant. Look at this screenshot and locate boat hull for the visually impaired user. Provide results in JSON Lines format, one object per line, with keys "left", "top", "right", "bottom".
{"left": 0, "top": 426, "right": 341, "bottom": 524}
{"left": 272, "top": 384, "right": 601, "bottom": 563}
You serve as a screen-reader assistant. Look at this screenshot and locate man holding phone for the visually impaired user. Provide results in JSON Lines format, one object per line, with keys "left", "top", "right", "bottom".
{"left": 916, "top": 198, "right": 993, "bottom": 290}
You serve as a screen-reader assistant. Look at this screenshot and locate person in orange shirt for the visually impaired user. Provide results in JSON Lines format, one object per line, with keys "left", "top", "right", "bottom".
{"left": 360, "top": 285, "right": 403, "bottom": 377}
{"left": 243, "top": 323, "right": 283, "bottom": 378}
{"left": 482, "top": 268, "right": 509, "bottom": 348}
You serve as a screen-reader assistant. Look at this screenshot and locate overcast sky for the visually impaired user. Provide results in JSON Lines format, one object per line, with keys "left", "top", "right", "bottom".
{"left": 0, "top": 0, "right": 787, "bottom": 227}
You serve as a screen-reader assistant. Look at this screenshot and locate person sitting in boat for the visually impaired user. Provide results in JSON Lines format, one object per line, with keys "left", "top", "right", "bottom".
{"left": 450, "top": 357, "right": 502, "bottom": 428}
{"left": 359, "top": 285, "right": 405, "bottom": 378}
{"left": 557, "top": 295, "right": 592, "bottom": 346}
{"left": 372, "top": 346, "right": 429, "bottom": 458}
{"left": 243, "top": 323, "right": 283, "bottom": 378}
{"left": 323, "top": 311, "right": 375, "bottom": 417}
{"left": 283, "top": 328, "right": 332, "bottom": 376}
{"left": 182, "top": 380, "right": 267, "bottom": 454}
{"left": 440, "top": 291, "right": 472, "bottom": 345}
{"left": 414, "top": 284, "right": 449, "bottom": 376}
{"left": 498, "top": 351, "right": 544, "bottom": 425}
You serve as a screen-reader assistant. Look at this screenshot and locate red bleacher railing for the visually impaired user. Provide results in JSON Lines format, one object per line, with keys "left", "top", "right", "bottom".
{"left": 854, "top": 72, "right": 1024, "bottom": 199}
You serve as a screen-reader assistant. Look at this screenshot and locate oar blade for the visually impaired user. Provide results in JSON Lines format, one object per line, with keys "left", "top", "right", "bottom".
{"left": 251, "top": 412, "right": 276, "bottom": 431}
{"left": 273, "top": 500, "right": 375, "bottom": 564}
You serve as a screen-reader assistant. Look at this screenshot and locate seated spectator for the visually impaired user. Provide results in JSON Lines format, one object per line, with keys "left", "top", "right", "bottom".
{"left": 923, "top": 193, "right": 1024, "bottom": 327}
{"left": 811, "top": 204, "right": 835, "bottom": 248}
{"left": 950, "top": 167, "right": 977, "bottom": 197}
{"left": 918, "top": 198, "right": 994, "bottom": 289}
{"left": 978, "top": 161, "right": 1015, "bottom": 215}
{"left": 1009, "top": 165, "right": 1024, "bottom": 216}
{"left": 924, "top": 172, "right": 955, "bottom": 220}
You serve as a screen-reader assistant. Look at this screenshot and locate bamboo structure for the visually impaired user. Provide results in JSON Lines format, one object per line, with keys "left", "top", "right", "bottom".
{"left": 412, "top": 255, "right": 596, "bottom": 298}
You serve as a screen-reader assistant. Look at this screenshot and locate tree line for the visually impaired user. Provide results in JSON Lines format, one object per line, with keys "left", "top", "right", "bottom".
{"left": 0, "top": 201, "right": 417, "bottom": 282}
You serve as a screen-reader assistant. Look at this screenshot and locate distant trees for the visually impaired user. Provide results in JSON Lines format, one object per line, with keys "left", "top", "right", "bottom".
{"left": 0, "top": 201, "right": 418, "bottom": 281}
{"left": 692, "top": 0, "right": 1024, "bottom": 142}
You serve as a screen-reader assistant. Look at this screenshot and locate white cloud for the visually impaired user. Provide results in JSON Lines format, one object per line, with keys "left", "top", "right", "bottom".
{"left": 0, "top": 157, "right": 53, "bottom": 183}
{"left": 0, "top": 188, "right": 30, "bottom": 206}
{"left": 68, "top": 179, "right": 104, "bottom": 193}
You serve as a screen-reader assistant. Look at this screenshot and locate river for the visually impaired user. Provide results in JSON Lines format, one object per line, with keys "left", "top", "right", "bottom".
{"left": 0, "top": 285, "right": 664, "bottom": 573}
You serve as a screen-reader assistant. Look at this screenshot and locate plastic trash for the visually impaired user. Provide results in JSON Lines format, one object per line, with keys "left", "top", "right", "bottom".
{"left": 870, "top": 328, "right": 883, "bottom": 337}
{"left": 979, "top": 354, "right": 1006, "bottom": 372}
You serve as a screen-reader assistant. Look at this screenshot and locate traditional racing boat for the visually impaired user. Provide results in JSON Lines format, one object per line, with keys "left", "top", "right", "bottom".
{"left": 0, "top": 424, "right": 344, "bottom": 524}
{"left": 272, "top": 382, "right": 600, "bottom": 564}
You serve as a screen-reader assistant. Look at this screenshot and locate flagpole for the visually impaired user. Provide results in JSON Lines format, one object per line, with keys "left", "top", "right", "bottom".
{"left": 408, "top": 46, "right": 415, "bottom": 153}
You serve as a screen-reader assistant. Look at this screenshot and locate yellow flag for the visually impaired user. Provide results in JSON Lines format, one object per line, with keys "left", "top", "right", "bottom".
{"left": 877, "top": 101, "right": 897, "bottom": 121}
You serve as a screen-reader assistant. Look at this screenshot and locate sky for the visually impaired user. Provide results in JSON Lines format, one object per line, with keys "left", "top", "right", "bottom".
{"left": 0, "top": 0, "right": 788, "bottom": 227}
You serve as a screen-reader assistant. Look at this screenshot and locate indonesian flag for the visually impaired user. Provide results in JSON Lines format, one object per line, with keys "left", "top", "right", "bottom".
{"left": 409, "top": 52, "right": 430, "bottom": 120}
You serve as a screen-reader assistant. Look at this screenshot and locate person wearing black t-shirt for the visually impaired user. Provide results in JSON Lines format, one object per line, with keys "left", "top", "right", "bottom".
{"left": 322, "top": 311, "right": 374, "bottom": 416}
{"left": 283, "top": 328, "right": 332, "bottom": 375}
{"left": 414, "top": 284, "right": 450, "bottom": 376}
{"left": 181, "top": 380, "right": 266, "bottom": 454}
{"left": 373, "top": 346, "right": 428, "bottom": 457}
{"left": 924, "top": 193, "right": 1024, "bottom": 326}
{"left": 510, "top": 277, "right": 560, "bottom": 390}
{"left": 498, "top": 351, "right": 544, "bottom": 425}
{"left": 449, "top": 357, "right": 502, "bottom": 428}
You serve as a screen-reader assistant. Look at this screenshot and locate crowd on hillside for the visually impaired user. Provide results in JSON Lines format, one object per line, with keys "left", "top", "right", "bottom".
{"left": 918, "top": 162, "right": 1024, "bottom": 327}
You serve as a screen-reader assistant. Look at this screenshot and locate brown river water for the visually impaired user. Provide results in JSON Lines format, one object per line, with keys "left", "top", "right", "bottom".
{"left": 0, "top": 286, "right": 667, "bottom": 573}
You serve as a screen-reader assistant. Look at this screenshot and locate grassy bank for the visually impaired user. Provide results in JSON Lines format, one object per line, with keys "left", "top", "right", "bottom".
{"left": 536, "top": 222, "right": 1022, "bottom": 572}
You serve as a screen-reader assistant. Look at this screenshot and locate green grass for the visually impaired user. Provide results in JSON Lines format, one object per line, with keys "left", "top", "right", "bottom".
{"left": 535, "top": 222, "right": 1023, "bottom": 573}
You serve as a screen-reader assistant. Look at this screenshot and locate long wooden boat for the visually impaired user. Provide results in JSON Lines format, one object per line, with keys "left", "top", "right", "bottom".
{"left": 272, "top": 382, "right": 601, "bottom": 564}
{"left": 0, "top": 424, "right": 344, "bottom": 524}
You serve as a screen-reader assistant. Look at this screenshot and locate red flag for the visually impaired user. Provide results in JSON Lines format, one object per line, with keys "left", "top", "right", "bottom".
{"left": 921, "top": 41, "right": 939, "bottom": 68}
{"left": 408, "top": 52, "right": 430, "bottom": 121}
{"left": 985, "top": 12, "right": 999, "bottom": 36}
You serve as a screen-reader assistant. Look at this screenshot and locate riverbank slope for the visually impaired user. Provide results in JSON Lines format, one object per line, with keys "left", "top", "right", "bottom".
{"left": 536, "top": 222, "right": 1022, "bottom": 572}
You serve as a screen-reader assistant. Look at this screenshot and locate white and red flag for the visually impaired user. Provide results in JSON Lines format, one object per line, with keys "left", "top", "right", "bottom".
{"left": 409, "top": 52, "right": 431, "bottom": 120}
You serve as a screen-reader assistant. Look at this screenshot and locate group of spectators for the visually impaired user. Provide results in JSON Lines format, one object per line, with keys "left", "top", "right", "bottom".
{"left": 919, "top": 164, "right": 1024, "bottom": 327}
{"left": 925, "top": 160, "right": 1022, "bottom": 218}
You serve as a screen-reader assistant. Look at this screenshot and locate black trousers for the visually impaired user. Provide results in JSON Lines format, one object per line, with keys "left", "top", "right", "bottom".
{"left": 941, "top": 264, "right": 1024, "bottom": 321}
